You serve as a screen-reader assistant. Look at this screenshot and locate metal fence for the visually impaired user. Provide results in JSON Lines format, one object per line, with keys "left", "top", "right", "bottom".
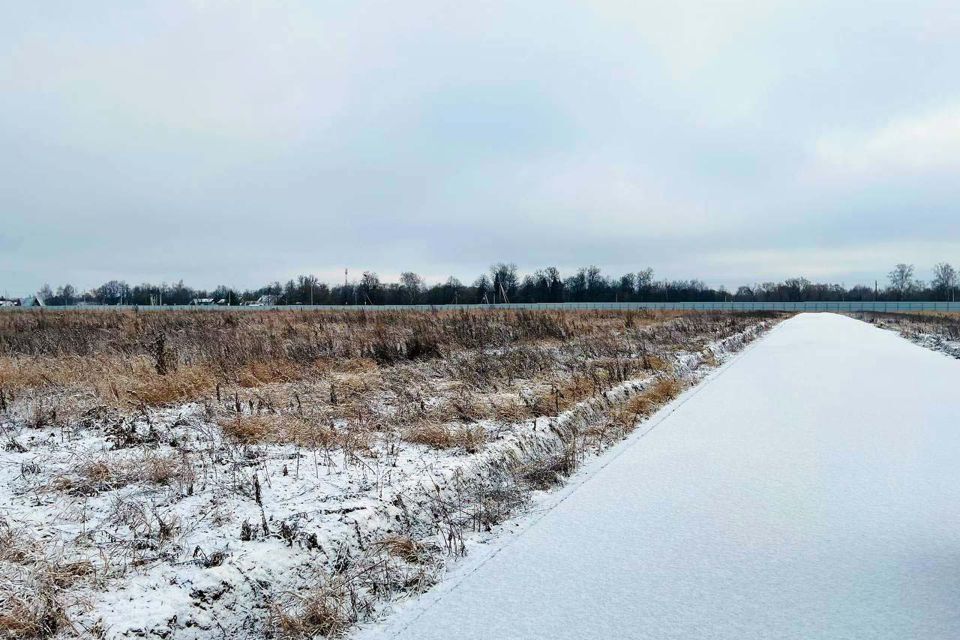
{"left": 3, "top": 301, "right": 960, "bottom": 312}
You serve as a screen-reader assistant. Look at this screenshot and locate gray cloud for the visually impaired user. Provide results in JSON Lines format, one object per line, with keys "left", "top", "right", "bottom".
{"left": 2, "top": 1, "right": 959, "bottom": 293}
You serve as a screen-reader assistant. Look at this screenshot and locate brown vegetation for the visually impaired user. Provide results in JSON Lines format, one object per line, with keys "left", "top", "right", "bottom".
{"left": 0, "top": 308, "right": 777, "bottom": 436}
{"left": 850, "top": 310, "right": 960, "bottom": 340}
{"left": 0, "top": 308, "right": 782, "bottom": 639}
{"left": 0, "top": 522, "right": 82, "bottom": 640}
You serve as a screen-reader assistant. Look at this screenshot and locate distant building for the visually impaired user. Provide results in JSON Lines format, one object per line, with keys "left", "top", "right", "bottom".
{"left": 190, "top": 298, "right": 215, "bottom": 306}
{"left": 20, "top": 295, "right": 45, "bottom": 307}
{"left": 0, "top": 299, "right": 17, "bottom": 307}
{"left": 240, "top": 294, "right": 279, "bottom": 307}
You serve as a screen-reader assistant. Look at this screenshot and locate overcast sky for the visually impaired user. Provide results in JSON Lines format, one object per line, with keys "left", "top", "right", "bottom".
{"left": 2, "top": 1, "right": 959, "bottom": 294}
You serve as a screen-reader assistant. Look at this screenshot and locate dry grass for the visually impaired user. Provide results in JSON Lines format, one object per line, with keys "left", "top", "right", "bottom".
{"left": 851, "top": 311, "right": 960, "bottom": 340}
{"left": 218, "top": 415, "right": 340, "bottom": 449}
{"left": 0, "top": 308, "right": 747, "bottom": 387}
{"left": 403, "top": 423, "right": 487, "bottom": 452}
{"left": 627, "top": 377, "right": 684, "bottom": 418}
{"left": 123, "top": 364, "right": 216, "bottom": 407}
{"left": 403, "top": 422, "right": 454, "bottom": 449}
{"left": 0, "top": 308, "right": 569, "bottom": 412}
{"left": 219, "top": 415, "right": 288, "bottom": 445}
{"left": 1, "top": 308, "right": 778, "bottom": 452}
{"left": 372, "top": 536, "right": 424, "bottom": 564}
{"left": 52, "top": 452, "right": 195, "bottom": 496}
{"left": 0, "top": 308, "right": 579, "bottom": 373}
{"left": 0, "top": 522, "right": 81, "bottom": 640}
{"left": 271, "top": 575, "right": 359, "bottom": 639}
{"left": 518, "top": 455, "right": 576, "bottom": 490}
{"left": 0, "top": 592, "right": 69, "bottom": 639}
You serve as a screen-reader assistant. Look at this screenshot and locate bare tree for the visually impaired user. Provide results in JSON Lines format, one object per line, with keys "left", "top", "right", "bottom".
{"left": 932, "top": 262, "right": 957, "bottom": 301}
{"left": 359, "top": 271, "right": 381, "bottom": 304}
{"left": 38, "top": 283, "right": 54, "bottom": 303}
{"left": 473, "top": 275, "right": 492, "bottom": 303}
{"left": 887, "top": 263, "right": 916, "bottom": 300}
{"left": 56, "top": 284, "right": 76, "bottom": 305}
{"left": 489, "top": 263, "right": 518, "bottom": 303}
{"left": 635, "top": 268, "right": 655, "bottom": 300}
{"left": 399, "top": 271, "right": 424, "bottom": 304}
{"left": 444, "top": 276, "right": 463, "bottom": 303}
{"left": 296, "top": 274, "right": 320, "bottom": 304}
{"left": 95, "top": 280, "right": 131, "bottom": 305}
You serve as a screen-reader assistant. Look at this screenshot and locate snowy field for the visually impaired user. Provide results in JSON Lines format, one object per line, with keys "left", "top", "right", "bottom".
{"left": 361, "top": 313, "right": 960, "bottom": 640}
{"left": 0, "top": 310, "right": 774, "bottom": 638}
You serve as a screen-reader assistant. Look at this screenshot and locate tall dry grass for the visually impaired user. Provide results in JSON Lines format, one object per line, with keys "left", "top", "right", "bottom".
{"left": 0, "top": 308, "right": 767, "bottom": 403}
{"left": 0, "top": 309, "right": 781, "bottom": 443}
{"left": 850, "top": 310, "right": 960, "bottom": 340}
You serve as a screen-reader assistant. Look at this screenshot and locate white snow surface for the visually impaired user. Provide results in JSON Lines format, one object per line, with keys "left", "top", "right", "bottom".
{"left": 359, "top": 313, "right": 960, "bottom": 640}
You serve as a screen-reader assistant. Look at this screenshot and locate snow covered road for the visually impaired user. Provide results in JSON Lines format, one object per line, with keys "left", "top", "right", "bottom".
{"left": 365, "top": 313, "right": 960, "bottom": 640}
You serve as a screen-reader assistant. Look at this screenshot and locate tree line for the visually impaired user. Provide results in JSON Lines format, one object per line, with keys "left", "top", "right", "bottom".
{"left": 25, "top": 261, "right": 960, "bottom": 306}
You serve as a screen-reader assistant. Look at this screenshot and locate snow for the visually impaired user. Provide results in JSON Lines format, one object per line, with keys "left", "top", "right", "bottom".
{"left": 359, "top": 313, "right": 960, "bottom": 640}
{"left": 880, "top": 321, "right": 960, "bottom": 360}
{"left": 851, "top": 311, "right": 960, "bottom": 360}
{"left": 911, "top": 332, "right": 960, "bottom": 359}
{"left": 0, "top": 317, "right": 773, "bottom": 638}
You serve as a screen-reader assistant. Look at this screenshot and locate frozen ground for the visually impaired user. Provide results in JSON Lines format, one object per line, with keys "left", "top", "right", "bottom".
{"left": 361, "top": 313, "right": 960, "bottom": 640}
{"left": 0, "top": 316, "right": 772, "bottom": 638}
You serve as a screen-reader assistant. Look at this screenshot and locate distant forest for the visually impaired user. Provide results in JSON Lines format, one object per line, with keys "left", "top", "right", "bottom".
{"left": 24, "top": 262, "right": 960, "bottom": 306}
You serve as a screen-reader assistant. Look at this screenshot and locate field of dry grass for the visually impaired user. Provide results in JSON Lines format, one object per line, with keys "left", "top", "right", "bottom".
{"left": 0, "top": 308, "right": 775, "bottom": 437}
{"left": 0, "top": 308, "right": 784, "bottom": 639}
{"left": 848, "top": 310, "right": 960, "bottom": 359}
{"left": 849, "top": 310, "right": 960, "bottom": 337}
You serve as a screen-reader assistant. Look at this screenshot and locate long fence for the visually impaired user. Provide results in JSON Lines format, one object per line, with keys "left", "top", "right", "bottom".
{"left": 4, "top": 301, "right": 960, "bottom": 312}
